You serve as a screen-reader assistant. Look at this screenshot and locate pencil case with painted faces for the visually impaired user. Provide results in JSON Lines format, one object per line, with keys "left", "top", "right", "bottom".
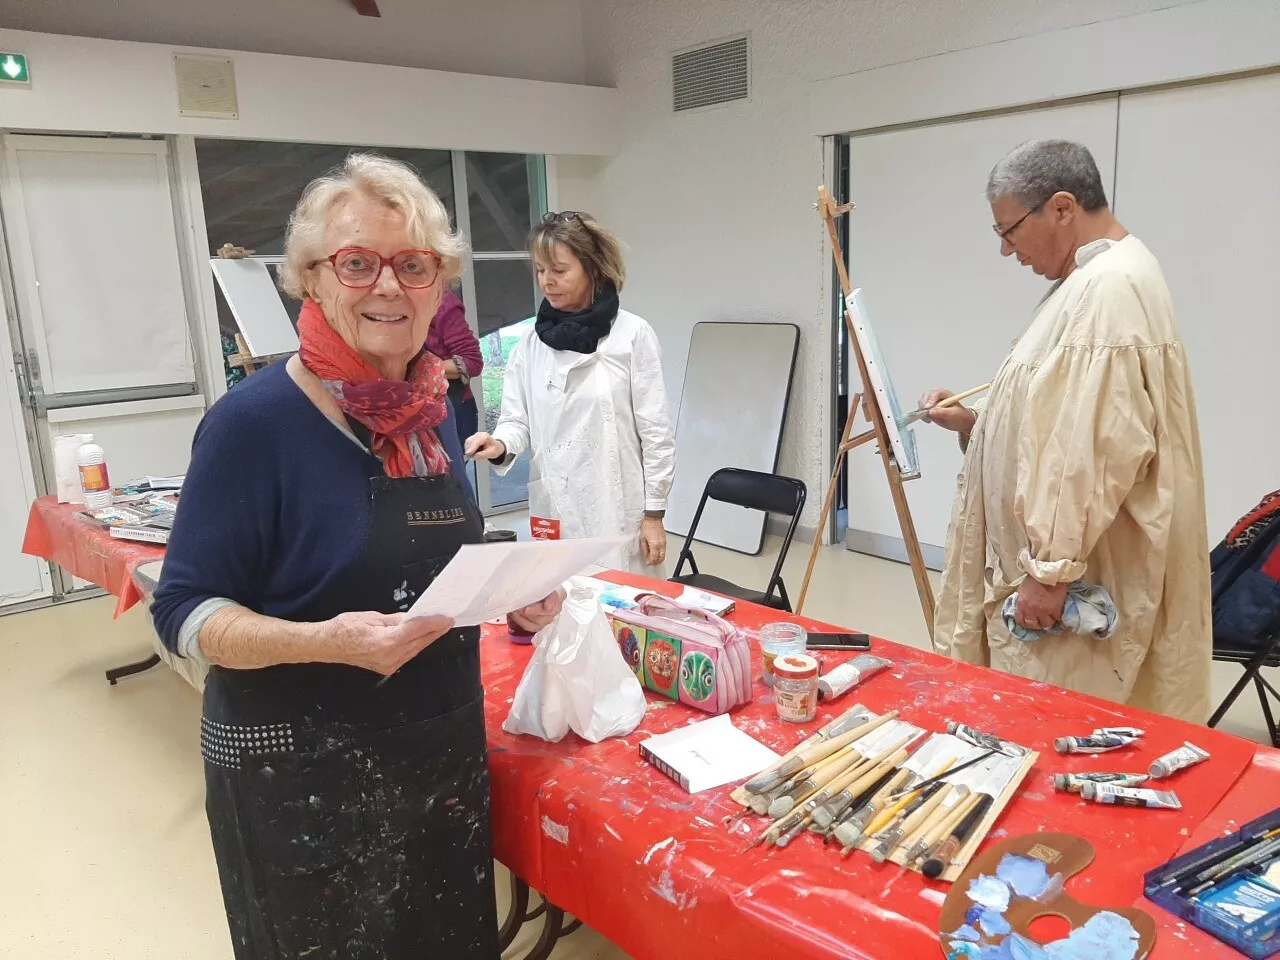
{"left": 606, "top": 594, "right": 753, "bottom": 714}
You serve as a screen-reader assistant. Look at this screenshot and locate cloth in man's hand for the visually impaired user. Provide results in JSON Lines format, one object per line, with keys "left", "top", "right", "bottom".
{"left": 1002, "top": 581, "right": 1118, "bottom": 643}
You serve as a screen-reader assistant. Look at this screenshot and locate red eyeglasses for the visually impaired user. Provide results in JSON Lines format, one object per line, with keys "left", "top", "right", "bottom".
{"left": 310, "top": 247, "right": 441, "bottom": 289}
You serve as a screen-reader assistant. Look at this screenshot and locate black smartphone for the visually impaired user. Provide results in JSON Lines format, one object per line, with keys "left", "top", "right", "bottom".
{"left": 806, "top": 631, "right": 871, "bottom": 650}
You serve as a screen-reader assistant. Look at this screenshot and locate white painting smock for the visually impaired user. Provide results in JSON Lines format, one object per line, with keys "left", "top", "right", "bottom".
{"left": 492, "top": 309, "right": 676, "bottom": 575}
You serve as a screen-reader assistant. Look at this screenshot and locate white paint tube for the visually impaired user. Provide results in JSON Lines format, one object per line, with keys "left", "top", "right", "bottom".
{"left": 817, "top": 655, "right": 892, "bottom": 700}
{"left": 1053, "top": 731, "right": 1140, "bottom": 754}
{"left": 1094, "top": 727, "right": 1145, "bottom": 738}
{"left": 1053, "top": 772, "right": 1150, "bottom": 794}
{"left": 1080, "top": 781, "right": 1182, "bottom": 809}
{"left": 1149, "top": 741, "right": 1210, "bottom": 779}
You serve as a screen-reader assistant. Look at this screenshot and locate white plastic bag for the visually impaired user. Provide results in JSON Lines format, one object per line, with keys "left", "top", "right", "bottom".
{"left": 504, "top": 587, "right": 647, "bottom": 743}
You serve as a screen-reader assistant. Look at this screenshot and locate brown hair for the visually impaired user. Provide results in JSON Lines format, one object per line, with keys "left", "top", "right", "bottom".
{"left": 528, "top": 212, "right": 626, "bottom": 294}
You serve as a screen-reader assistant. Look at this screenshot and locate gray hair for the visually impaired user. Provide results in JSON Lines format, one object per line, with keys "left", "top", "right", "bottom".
{"left": 280, "top": 153, "right": 468, "bottom": 299}
{"left": 986, "top": 139, "right": 1108, "bottom": 213}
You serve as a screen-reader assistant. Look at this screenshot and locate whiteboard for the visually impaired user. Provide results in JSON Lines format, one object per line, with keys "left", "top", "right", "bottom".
{"left": 666, "top": 322, "right": 799, "bottom": 555}
{"left": 844, "top": 98, "right": 1119, "bottom": 553}
{"left": 209, "top": 258, "right": 300, "bottom": 358}
{"left": 1113, "top": 74, "right": 1280, "bottom": 540}
{"left": 0, "top": 136, "right": 194, "bottom": 394}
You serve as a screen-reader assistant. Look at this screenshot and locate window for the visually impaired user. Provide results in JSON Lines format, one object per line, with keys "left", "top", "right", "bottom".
{"left": 460, "top": 153, "right": 548, "bottom": 511}
{"left": 193, "top": 140, "right": 546, "bottom": 514}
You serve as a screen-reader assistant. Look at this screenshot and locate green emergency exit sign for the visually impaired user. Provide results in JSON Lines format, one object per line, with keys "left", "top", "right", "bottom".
{"left": 0, "top": 53, "right": 30, "bottom": 86}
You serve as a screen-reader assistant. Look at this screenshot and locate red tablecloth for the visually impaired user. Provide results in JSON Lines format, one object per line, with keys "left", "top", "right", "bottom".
{"left": 23, "top": 496, "right": 1268, "bottom": 957}
{"left": 22, "top": 497, "right": 161, "bottom": 617}
{"left": 481, "top": 573, "right": 1262, "bottom": 959}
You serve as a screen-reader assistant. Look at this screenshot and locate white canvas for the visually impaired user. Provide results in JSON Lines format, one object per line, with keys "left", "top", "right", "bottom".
{"left": 847, "top": 288, "right": 919, "bottom": 479}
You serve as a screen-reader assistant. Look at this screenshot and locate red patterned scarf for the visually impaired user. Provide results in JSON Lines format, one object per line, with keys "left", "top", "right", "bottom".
{"left": 296, "top": 299, "right": 451, "bottom": 478}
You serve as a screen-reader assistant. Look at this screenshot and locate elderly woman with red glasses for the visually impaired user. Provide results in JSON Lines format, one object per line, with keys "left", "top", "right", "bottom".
{"left": 151, "top": 154, "right": 562, "bottom": 959}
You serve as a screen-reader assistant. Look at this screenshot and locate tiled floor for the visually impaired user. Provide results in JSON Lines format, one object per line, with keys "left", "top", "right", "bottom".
{"left": 0, "top": 536, "right": 1271, "bottom": 959}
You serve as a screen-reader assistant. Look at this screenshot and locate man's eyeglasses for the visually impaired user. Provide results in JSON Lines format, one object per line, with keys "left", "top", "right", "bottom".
{"left": 992, "top": 201, "right": 1046, "bottom": 242}
{"left": 309, "top": 247, "right": 441, "bottom": 289}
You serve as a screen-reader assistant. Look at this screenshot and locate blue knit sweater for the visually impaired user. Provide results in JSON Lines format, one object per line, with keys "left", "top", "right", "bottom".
{"left": 150, "top": 360, "right": 472, "bottom": 652}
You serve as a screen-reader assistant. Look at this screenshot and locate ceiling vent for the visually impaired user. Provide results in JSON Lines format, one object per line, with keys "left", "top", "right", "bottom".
{"left": 672, "top": 36, "right": 749, "bottom": 113}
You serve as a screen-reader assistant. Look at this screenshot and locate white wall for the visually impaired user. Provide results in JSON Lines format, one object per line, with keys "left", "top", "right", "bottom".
{"left": 0, "top": 29, "right": 618, "bottom": 157}
{"left": 0, "top": 0, "right": 589, "bottom": 85}
{"left": 568, "top": 0, "right": 1204, "bottom": 532}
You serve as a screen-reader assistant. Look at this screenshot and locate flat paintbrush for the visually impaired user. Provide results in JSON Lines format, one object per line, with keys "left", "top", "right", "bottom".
{"left": 768, "top": 746, "right": 870, "bottom": 817}
{"left": 743, "top": 710, "right": 899, "bottom": 794}
{"left": 897, "top": 382, "right": 991, "bottom": 428}
{"left": 817, "top": 765, "right": 911, "bottom": 832}
{"left": 835, "top": 768, "right": 913, "bottom": 855}
{"left": 752, "top": 747, "right": 856, "bottom": 815}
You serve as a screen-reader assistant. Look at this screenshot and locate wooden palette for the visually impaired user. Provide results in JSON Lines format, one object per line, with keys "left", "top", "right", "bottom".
{"left": 939, "top": 832, "right": 1157, "bottom": 957}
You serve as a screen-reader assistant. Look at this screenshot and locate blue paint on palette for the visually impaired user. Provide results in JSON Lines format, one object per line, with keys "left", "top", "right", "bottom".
{"left": 948, "top": 853, "right": 1140, "bottom": 960}
{"left": 997, "top": 853, "right": 1053, "bottom": 899}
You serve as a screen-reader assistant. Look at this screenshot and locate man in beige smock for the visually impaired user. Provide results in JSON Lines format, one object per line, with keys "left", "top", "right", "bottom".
{"left": 922, "top": 139, "right": 1211, "bottom": 722}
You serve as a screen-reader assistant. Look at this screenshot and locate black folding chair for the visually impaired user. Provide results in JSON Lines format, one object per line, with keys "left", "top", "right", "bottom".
{"left": 1207, "top": 633, "right": 1280, "bottom": 747}
{"left": 669, "top": 467, "right": 807, "bottom": 612}
{"left": 1206, "top": 492, "right": 1280, "bottom": 747}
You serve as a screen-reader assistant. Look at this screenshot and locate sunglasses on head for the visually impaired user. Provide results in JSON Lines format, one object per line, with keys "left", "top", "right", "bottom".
{"left": 540, "top": 211, "right": 592, "bottom": 226}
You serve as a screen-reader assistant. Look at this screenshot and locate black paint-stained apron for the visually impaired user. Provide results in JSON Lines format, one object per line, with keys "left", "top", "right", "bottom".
{"left": 201, "top": 471, "right": 498, "bottom": 960}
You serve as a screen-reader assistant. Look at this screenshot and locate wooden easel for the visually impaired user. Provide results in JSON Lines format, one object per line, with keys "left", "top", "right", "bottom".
{"left": 795, "top": 187, "right": 936, "bottom": 636}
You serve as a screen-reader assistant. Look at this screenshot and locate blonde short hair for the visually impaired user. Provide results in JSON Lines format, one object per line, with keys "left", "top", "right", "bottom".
{"left": 280, "top": 153, "right": 468, "bottom": 300}
{"left": 528, "top": 212, "right": 626, "bottom": 294}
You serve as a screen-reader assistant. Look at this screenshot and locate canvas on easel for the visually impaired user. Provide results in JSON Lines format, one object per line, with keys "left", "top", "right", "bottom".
{"left": 846, "top": 288, "right": 920, "bottom": 480}
{"left": 796, "top": 187, "right": 936, "bottom": 635}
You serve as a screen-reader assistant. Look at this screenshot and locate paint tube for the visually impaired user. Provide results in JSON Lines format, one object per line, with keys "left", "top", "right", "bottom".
{"left": 1080, "top": 781, "right": 1182, "bottom": 809}
{"left": 1149, "top": 741, "right": 1210, "bottom": 779}
{"left": 1094, "top": 726, "right": 1145, "bottom": 739}
{"left": 1053, "top": 731, "right": 1140, "bottom": 754}
{"left": 1053, "top": 772, "right": 1151, "bottom": 794}
{"left": 817, "top": 655, "right": 892, "bottom": 700}
{"left": 945, "top": 721, "right": 1029, "bottom": 758}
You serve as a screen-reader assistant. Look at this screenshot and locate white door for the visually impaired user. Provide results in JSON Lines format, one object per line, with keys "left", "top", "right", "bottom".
{"left": 0, "top": 335, "right": 51, "bottom": 607}
{"left": 0, "top": 134, "right": 205, "bottom": 600}
{"left": 843, "top": 98, "right": 1120, "bottom": 559}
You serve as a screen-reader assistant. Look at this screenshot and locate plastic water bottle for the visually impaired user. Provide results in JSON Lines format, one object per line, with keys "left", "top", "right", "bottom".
{"left": 77, "top": 437, "right": 112, "bottom": 509}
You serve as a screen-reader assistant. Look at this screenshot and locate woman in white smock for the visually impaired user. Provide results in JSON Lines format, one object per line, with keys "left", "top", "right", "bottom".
{"left": 466, "top": 212, "right": 676, "bottom": 575}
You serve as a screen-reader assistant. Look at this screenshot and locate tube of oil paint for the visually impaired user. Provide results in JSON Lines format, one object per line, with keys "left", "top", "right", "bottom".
{"left": 1149, "top": 741, "right": 1210, "bottom": 779}
{"left": 1080, "top": 781, "right": 1182, "bottom": 809}
{"left": 1053, "top": 731, "right": 1141, "bottom": 754}
{"left": 1094, "top": 727, "right": 1145, "bottom": 738}
{"left": 817, "top": 655, "right": 892, "bottom": 700}
{"left": 1053, "top": 772, "right": 1150, "bottom": 794}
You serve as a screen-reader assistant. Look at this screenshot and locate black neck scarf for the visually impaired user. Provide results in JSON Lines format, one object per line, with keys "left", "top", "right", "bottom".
{"left": 535, "top": 285, "right": 619, "bottom": 354}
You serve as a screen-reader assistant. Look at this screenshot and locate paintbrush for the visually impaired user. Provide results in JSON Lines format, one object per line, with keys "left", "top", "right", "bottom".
{"left": 767, "top": 747, "right": 868, "bottom": 817}
{"left": 751, "top": 747, "right": 858, "bottom": 815}
{"left": 773, "top": 743, "right": 911, "bottom": 847}
{"left": 882, "top": 749, "right": 995, "bottom": 803}
{"left": 869, "top": 780, "right": 951, "bottom": 862}
{"left": 799, "top": 741, "right": 914, "bottom": 821}
{"left": 760, "top": 741, "right": 914, "bottom": 854}
{"left": 922, "top": 792, "right": 997, "bottom": 878}
{"left": 897, "top": 382, "right": 991, "bottom": 428}
{"left": 906, "top": 789, "right": 976, "bottom": 865}
{"left": 864, "top": 757, "right": 958, "bottom": 838}
{"left": 1158, "top": 826, "right": 1280, "bottom": 890}
{"left": 816, "top": 765, "right": 911, "bottom": 832}
{"left": 743, "top": 710, "right": 899, "bottom": 794}
{"left": 834, "top": 768, "right": 914, "bottom": 855}
{"left": 1185, "top": 835, "right": 1280, "bottom": 897}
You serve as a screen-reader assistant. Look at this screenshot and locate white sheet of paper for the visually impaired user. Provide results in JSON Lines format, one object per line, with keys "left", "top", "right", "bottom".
{"left": 407, "top": 537, "right": 628, "bottom": 626}
{"left": 640, "top": 715, "right": 780, "bottom": 794}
